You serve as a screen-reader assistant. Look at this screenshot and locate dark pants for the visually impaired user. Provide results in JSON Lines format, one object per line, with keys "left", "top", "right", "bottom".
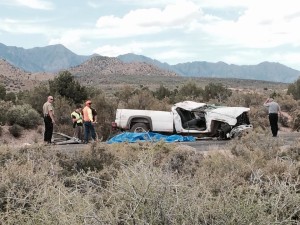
{"left": 269, "top": 113, "right": 278, "bottom": 137}
{"left": 44, "top": 116, "right": 53, "bottom": 143}
{"left": 84, "top": 121, "right": 96, "bottom": 143}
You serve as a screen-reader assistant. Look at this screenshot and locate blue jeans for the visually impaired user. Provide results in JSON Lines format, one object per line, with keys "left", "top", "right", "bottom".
{"left": 84, "top": 121, "right": 96, "bottom": 143}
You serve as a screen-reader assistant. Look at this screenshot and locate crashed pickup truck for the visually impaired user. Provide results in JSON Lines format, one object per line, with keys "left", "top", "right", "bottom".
{"left": 112, "top": 101, "right": 252, "bottom": 139}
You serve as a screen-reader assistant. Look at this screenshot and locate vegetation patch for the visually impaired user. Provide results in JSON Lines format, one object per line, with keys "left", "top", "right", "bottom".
{"left": 1, "top": 135, "right": 300, "bottom": 224}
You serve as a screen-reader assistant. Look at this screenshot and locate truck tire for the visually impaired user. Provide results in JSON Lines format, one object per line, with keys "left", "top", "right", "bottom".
{"left": 130, "top": 123, "right": 149, "bottom": 133}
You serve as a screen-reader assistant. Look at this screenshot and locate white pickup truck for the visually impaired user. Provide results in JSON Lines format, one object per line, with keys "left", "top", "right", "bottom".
{"left": 112, "top": 101, "right": 252, "bottom": 139}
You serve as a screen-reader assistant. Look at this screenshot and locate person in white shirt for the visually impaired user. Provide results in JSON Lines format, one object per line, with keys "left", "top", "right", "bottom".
{"left": 263, "top": 98, "right": 282, "bottom": 137}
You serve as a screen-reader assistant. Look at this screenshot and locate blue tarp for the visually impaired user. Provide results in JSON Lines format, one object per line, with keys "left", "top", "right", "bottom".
{"left": 107, "top": 132, "right": 196, "bottom": 144}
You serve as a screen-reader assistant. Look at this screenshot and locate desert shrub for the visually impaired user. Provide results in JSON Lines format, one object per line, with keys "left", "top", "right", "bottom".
{"left": 153, "top": 84, "right": 171, "bottom": 100}
{"left": 1, "top": 139, "right": 300, "bottom": 224}
{"left": 153, "top": 145, "right": 204, "bottom": 176}
{"left": 278, "top": 94, "right": 298, "bottom": 112}
{"left": 58, "top": 143, "right": 118, "bottom": 177}
{"left": 8, "top": 124, "right": 23, "bottom": 138}
{"left": 6, "top": 104, "right": 42, "bottom": 129}
{"left": 280, "top": 114, "right": 290, "bottom": 127}
{"left": 292, "top": 114, "right": 300, "bottom": 131}
{"left": 225, "top": 92, "right": 264, "bottom": 107}
{"left": 51, "top": 96, "right": 73, "bottom": 125}
{"left": 203, "top": 82, "right": 232, "bottom": 102}
{"left": 175, "top": 81, "right": 203, "bottom": 101}
{"left": 0, "top": 100, "right": 14, "bottom": 125}
{"left": 114, "top": 85, "right": 135, "bottom": 106}
{"left": 0, "top": 126, "right": 2, "bottom": 137}
{"left": 248, "top": 106, "right": 269, "bottom": 130}
{"left": 229, "top": 131, "right": 283, "bottom": 161}
{"left": 127, "top": 89, "right": 156, "bottom": 109}
{"left": 287, "top": 77, "right": 300, "bottom": 100}
{"left": 0, "top": 84, "right": 6, "bottom": 100}
{"left": 4, "top": 92, "right": 16, "bottom": 103}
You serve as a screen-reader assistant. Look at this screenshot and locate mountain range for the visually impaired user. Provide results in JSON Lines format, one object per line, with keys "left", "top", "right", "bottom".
{"left": 0, "top": 42, "right": 299, "bottom": 83}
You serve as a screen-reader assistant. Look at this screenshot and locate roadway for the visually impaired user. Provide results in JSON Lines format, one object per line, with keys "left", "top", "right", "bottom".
{"left": 48, "top": 131, "right": 300, "bottom": 152}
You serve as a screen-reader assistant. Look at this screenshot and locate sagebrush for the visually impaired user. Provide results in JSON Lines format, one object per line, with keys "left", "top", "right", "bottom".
{"left": 1, "top": 134, "right": 300, "bottom": 224}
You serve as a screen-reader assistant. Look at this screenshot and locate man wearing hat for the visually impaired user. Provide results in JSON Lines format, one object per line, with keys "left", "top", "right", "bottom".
{"left": 82, "top": 100, "right": 96, "bottom": 143}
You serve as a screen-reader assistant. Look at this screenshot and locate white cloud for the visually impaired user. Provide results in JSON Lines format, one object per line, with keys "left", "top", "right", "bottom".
{"left": 199, "top": 0, "right": 300, "bottom": 49}
{"left": 271, "top": 52, "right": 300, "bottom": 69}
{"left": 0, "top": 18, "right": 48, "bottom": 33}
{"left": 48, "top": 29, "right": 90, "bottom": 51}
{"left": 0, "top": 0, "right": 54, "bottom": 10}
{"left": 96, "top": 0, "right": 202, "bottom": 37}
{"left": 93, "top": 40, "right": 182, "bottom": 57}
{"left": 93, "top": 45, "right": 139, "bottom": 57}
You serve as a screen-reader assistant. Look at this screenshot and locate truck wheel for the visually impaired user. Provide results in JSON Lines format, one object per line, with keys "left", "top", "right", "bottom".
{"left": 130, "top": 123, "right": 149, "bottom": 133}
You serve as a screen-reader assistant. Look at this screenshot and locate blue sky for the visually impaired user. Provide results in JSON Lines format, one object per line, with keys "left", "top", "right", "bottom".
{"left": 0, "top": 0, "right": 300, "bottom": 70}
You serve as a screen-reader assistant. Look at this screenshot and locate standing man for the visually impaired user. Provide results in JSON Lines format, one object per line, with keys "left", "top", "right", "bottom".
{"left": 71, "top": 105, "right": 83, "bottom": 141}
{"left": 82, "top": 100, "right": 96, "bottom": 144}
{"left": 264, "top": 97, "right": 282, "bottom": 137}
{"left": 43, "top": 96, "right": 55, "bottom": 144}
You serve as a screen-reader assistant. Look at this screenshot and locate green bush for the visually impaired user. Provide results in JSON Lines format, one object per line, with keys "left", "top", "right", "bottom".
{"left": 287, "top": 77, "right": 300, "bottom": 100}
{"left": 8, "top": 124, "right": 23, "bottom": 138}
{"left": 49, "top": 70, "right": 88, "bottom": 104}
{"left": 0, "top": 100, "right": 14, "bottom": 125}
{"left": 6, "top": 104, "right": 42, "bottom": 129}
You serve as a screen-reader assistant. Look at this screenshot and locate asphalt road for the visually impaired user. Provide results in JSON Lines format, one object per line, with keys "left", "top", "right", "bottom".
{"left": 49, "top": 131, "right": 300, "bottom": 153}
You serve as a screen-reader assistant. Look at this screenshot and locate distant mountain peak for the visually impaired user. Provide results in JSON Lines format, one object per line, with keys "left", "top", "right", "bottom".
{"left": 0, "top": 42, "right": 92, "bottom": 72}
{"left": 1, "top": 43, "right": 300, "bottom": 83}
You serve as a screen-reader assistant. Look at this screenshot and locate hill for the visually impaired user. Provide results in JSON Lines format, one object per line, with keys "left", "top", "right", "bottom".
{"left": 118, "top": 53, "right": 300, "bottom": 83}
{"left": 0, "top": 59, "right": 52, "bottom": 92}
{"left": 69, "top": 55, "right": 177, "bottom": 86}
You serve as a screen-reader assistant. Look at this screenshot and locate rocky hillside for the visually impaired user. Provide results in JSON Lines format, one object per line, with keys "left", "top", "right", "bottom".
{"left": 0, "top": 59, "right": 52, "bottom": 92}
{"left": 69, "top": 55, "right": 177, "bottom": 78}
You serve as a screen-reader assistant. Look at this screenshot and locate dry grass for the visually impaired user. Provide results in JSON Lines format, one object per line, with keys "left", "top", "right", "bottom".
{"left": 0, "top": 125, "right": 44, "bottom": 146}
{"left": 1, "top": 134, "right": 300, "bottom": 224}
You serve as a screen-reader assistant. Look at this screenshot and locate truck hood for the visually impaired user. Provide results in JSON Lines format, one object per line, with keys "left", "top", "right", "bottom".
{"left": 211, "top": 107, "right": 250, "bottom": 118}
